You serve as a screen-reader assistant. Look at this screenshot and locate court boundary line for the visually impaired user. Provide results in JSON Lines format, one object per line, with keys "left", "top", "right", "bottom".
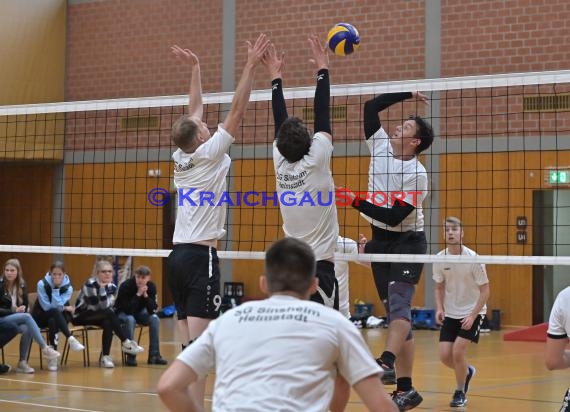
{"left": 0, "top": 399, "right": 103, "bottom": 412}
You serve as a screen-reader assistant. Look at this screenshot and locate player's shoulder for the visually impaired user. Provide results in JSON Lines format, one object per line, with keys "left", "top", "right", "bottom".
{"left": 312, "top": 132, "right": 333, "bottom": 148}
{"left": 369, "top": 126, "right": 389, "bottom": 141}
{"left": 555, "top": 286, "right": 570, "bottom": 303}
{"left": 461, "top": 246, "right": 479, "bottom": 257}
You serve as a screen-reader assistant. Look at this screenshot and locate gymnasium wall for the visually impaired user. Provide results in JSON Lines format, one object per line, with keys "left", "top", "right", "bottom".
{"left": 0, "top": 0, "right": 65, "bottom": 290}
{"left": 66, "top": 0, "right": 224, "bottom": 100}
{"left": 66, "top": 0, "right": 426, "bottom": 100}
{"left": 0, "top": 0, "right": 65, "bottom": 105}
{"left": 441, "top": 0, "right": 570, "bottom": 76}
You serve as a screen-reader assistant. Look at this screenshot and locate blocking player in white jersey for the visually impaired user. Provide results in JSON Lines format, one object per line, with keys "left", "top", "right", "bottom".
{"left": 158, "top": 237, "right": 397, "bottom": 412}
{"left": 166, "top": 34, "right": 270, "bottom": 408}
{"left": 262, "top": 37, "right": 339, "bottom": 311}
{"left": 546, "top": 285, "right": 570, "bottom": 412}
{"left": 546, "top": 285, "right": 570, "bottom": 370}
{"left": 433, "top": 217, "right": 490, "bottom": 408}
{"left": 335, "top": 235, "right": 371, "bottom": 318}
{"left": 342, "top": 91, "right": 434, "bottom": 410}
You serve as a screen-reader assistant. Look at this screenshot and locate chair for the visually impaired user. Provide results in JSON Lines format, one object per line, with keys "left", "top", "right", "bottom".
{"left": 60, "top": 290, "right": 97, "bottom": 367}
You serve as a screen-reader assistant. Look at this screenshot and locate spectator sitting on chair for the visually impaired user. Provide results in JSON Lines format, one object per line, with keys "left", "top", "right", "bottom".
{"left": 0, "top": 258, "right": 60, "bottom": 373}
{"left": 32, "top": 261, "right": 85, "bottom": 371}
{"left": 73, "top": 260, "right": 144, "bottom": 368}
{"left": 115, "top": 265, "right": 167, "bottom": 366}
{"left": 0, "top": 319, "right": 19, "bottom": 374}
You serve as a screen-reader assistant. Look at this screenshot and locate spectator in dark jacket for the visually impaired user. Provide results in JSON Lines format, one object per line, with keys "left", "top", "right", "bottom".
{"left": 115, "top": 265, "right": 167, "bottom": 366}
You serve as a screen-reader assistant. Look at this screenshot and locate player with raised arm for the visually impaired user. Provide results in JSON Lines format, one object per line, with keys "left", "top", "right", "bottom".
{"left": 343, "top": 91, "right": 434, "bottom": 411}
{"left": 166, "top": 33, "right": 270, "bottom": 409}
{"left": 263, "top": 36, "right": 339, "bottom": 310}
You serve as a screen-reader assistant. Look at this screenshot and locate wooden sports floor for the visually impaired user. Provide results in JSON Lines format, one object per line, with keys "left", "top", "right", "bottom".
{"left": 0, "top": 317, "right": 567, "bottom": 411}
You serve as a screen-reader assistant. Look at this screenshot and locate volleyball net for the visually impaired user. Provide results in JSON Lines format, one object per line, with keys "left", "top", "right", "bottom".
{"left": 1, "top": 69, "right": 570, "bottom": 267}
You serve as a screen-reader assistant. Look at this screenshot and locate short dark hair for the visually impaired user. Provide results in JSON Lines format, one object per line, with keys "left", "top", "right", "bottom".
{"left": 134, "top": 265, "right": 151, "bottom": 277}
{"left": 445, "top": 216, "right": 463, "bottom": 228}
{"left": 265, "top": 238, "right": 316, "bottom": 295}
{"left": 171, "top": 115, "right": 199, "bottom": 153}
{"left": 411, "top": 115, "right": 434, "bottom": 154}
{"left": 276, "top": 117, "right": 311, "bottom": 163}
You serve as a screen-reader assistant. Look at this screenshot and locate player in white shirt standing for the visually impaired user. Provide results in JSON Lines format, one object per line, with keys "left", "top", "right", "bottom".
{"left": 166, "top": 34, "right": 270, "bottom": 408}
{"left": 343, "top": 91, "right": 434, "bottom": 411}
{"left": 433, "top": 216, "right": 490, "bottom": 408}
{"left": 158, "top": 237, "right": 397, "bottom": 412}
{"left": 335, "top": 235, "right": 361, "bottom": 318}
{"left": 545, "top": 285, "right": 570, "bottom": 412}
{"left": 335, "top": 234, "right": 384, "bottom": 329}
{"left": 262, "top": 37, "right": 339, "bottom": 310}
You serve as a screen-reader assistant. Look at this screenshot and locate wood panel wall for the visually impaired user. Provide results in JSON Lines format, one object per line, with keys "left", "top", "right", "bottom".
{"left": 0, "top": 163, "right": 55, "bottom": 289}
{"left": 440, "top": 150, "right": 570, "bottom": 326}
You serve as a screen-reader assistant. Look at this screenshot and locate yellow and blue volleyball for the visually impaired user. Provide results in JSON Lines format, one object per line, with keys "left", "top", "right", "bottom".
{"left": 327, "top": 23, "right": 360, "bottom": 56}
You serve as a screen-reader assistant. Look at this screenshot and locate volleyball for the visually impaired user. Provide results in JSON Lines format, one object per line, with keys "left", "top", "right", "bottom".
{"left": 327, "top": 23, "right": 360, "bottom": 56}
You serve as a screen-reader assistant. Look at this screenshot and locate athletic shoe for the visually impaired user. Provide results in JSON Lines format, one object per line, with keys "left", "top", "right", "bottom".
{"left": 68, "top": 336, "right": 85, "bottom": 352}
{"left": 391, "top": 387, "right": 423, "bottom": 411}
{"left": 100, "top": 355, "right": 115, "bottom": 368}
{"left": 121, "top": 339, "right": 144, "bottom": 355}
{"left": 464, "top": 365, "right": 476, "bottom": 394}
{"left": 560, "top": 388, "right": 570, "bottom": 412}
{"left": 376, "top": 358, "right": 396, "bottom": 385}
{"left": 148, "top": 354, "right": 168, "bottom": 365}
{"left": 366, "top": 315, "right": 385, "bottom": 328}
{"left": 450, "top": 390, "right": 467, "bottom": 407}
{"left": 47, "top": 358, "right": 58, "bottom": 372}
{"left": 16, "top": 360, "right": 35, "bottom": 374}
{"left": 41, "top": 345, "right": 61, "bottom": 360}
{"left": 0, "top": 364, "right": 11, "bottom": 374}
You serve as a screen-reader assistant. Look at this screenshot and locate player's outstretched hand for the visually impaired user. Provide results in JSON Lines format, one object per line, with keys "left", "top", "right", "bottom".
{"left": 308, "top": 34, "right": 329, "bottom": 71}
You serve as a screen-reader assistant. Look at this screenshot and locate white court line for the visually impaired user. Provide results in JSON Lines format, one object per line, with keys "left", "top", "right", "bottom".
{"left": 0, "top": 399, "right": 102, "bottom": 411}
{"left": 0, "top": 376, "right": 213, "bottom": 402}
{"left": 0, "top": 377, "right": 156, "bottom": 395}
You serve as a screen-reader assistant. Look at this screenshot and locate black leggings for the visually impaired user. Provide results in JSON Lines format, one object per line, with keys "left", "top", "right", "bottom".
{"left": 33, "top": 308, "right": 72, "bottom": 349}
{"left": 73, "top": 309, "right": 127, "bottom": 356}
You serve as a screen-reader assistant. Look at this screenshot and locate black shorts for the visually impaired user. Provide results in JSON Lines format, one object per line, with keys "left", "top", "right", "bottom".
{"left": 366, "top": 227, "right": 426, "bottom": 305}
{"left": 439, "top": 315, "right": 484, "bottom": 344}
{"left": 310, "top": 260, "right": 339, "bottom": 310}
{"left": 166, "top": 243, "right": 221, "bottom": 319}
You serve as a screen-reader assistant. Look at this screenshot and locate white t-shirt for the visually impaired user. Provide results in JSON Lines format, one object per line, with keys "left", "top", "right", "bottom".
{"left": 547, "top": 286, "right": 570, "bottom": 339}
{"left": 273, "top": 133, "right": 339, "bottom": 260}
{"left": 364, "top": 127, "right": 428, "bottom": 232}
{"left": 177, "top": 295, "right": 382, "bottom": 412}
{"left": 172, "top": 125, "right": 234, "bottom": 244}
{"left": 335, "top": 236, "right": 358, "bottom": 318}
{"left": 432, "top": 246, "right": 489, "bottom": 319}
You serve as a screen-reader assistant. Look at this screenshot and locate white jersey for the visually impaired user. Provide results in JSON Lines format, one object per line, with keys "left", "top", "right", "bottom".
{"left": 273, "top": 133, "right": 338, "bottom": 260}
{"left": 335, "top": 236, "right": 358, "bottom": 318}
{"left": 432, "top": 246, "right": 489, "bottom": 319}
{"left": 364, "top": 127, "right": 428, "bottom": 232}
{"left": 547, "top": 286, "right": 570, "bottom": 339}
{"left": 177, "top": 295, "right": 381, "bottom": 412}
{"left": 172, "top": 125, "right": 234, "bottom": 244}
